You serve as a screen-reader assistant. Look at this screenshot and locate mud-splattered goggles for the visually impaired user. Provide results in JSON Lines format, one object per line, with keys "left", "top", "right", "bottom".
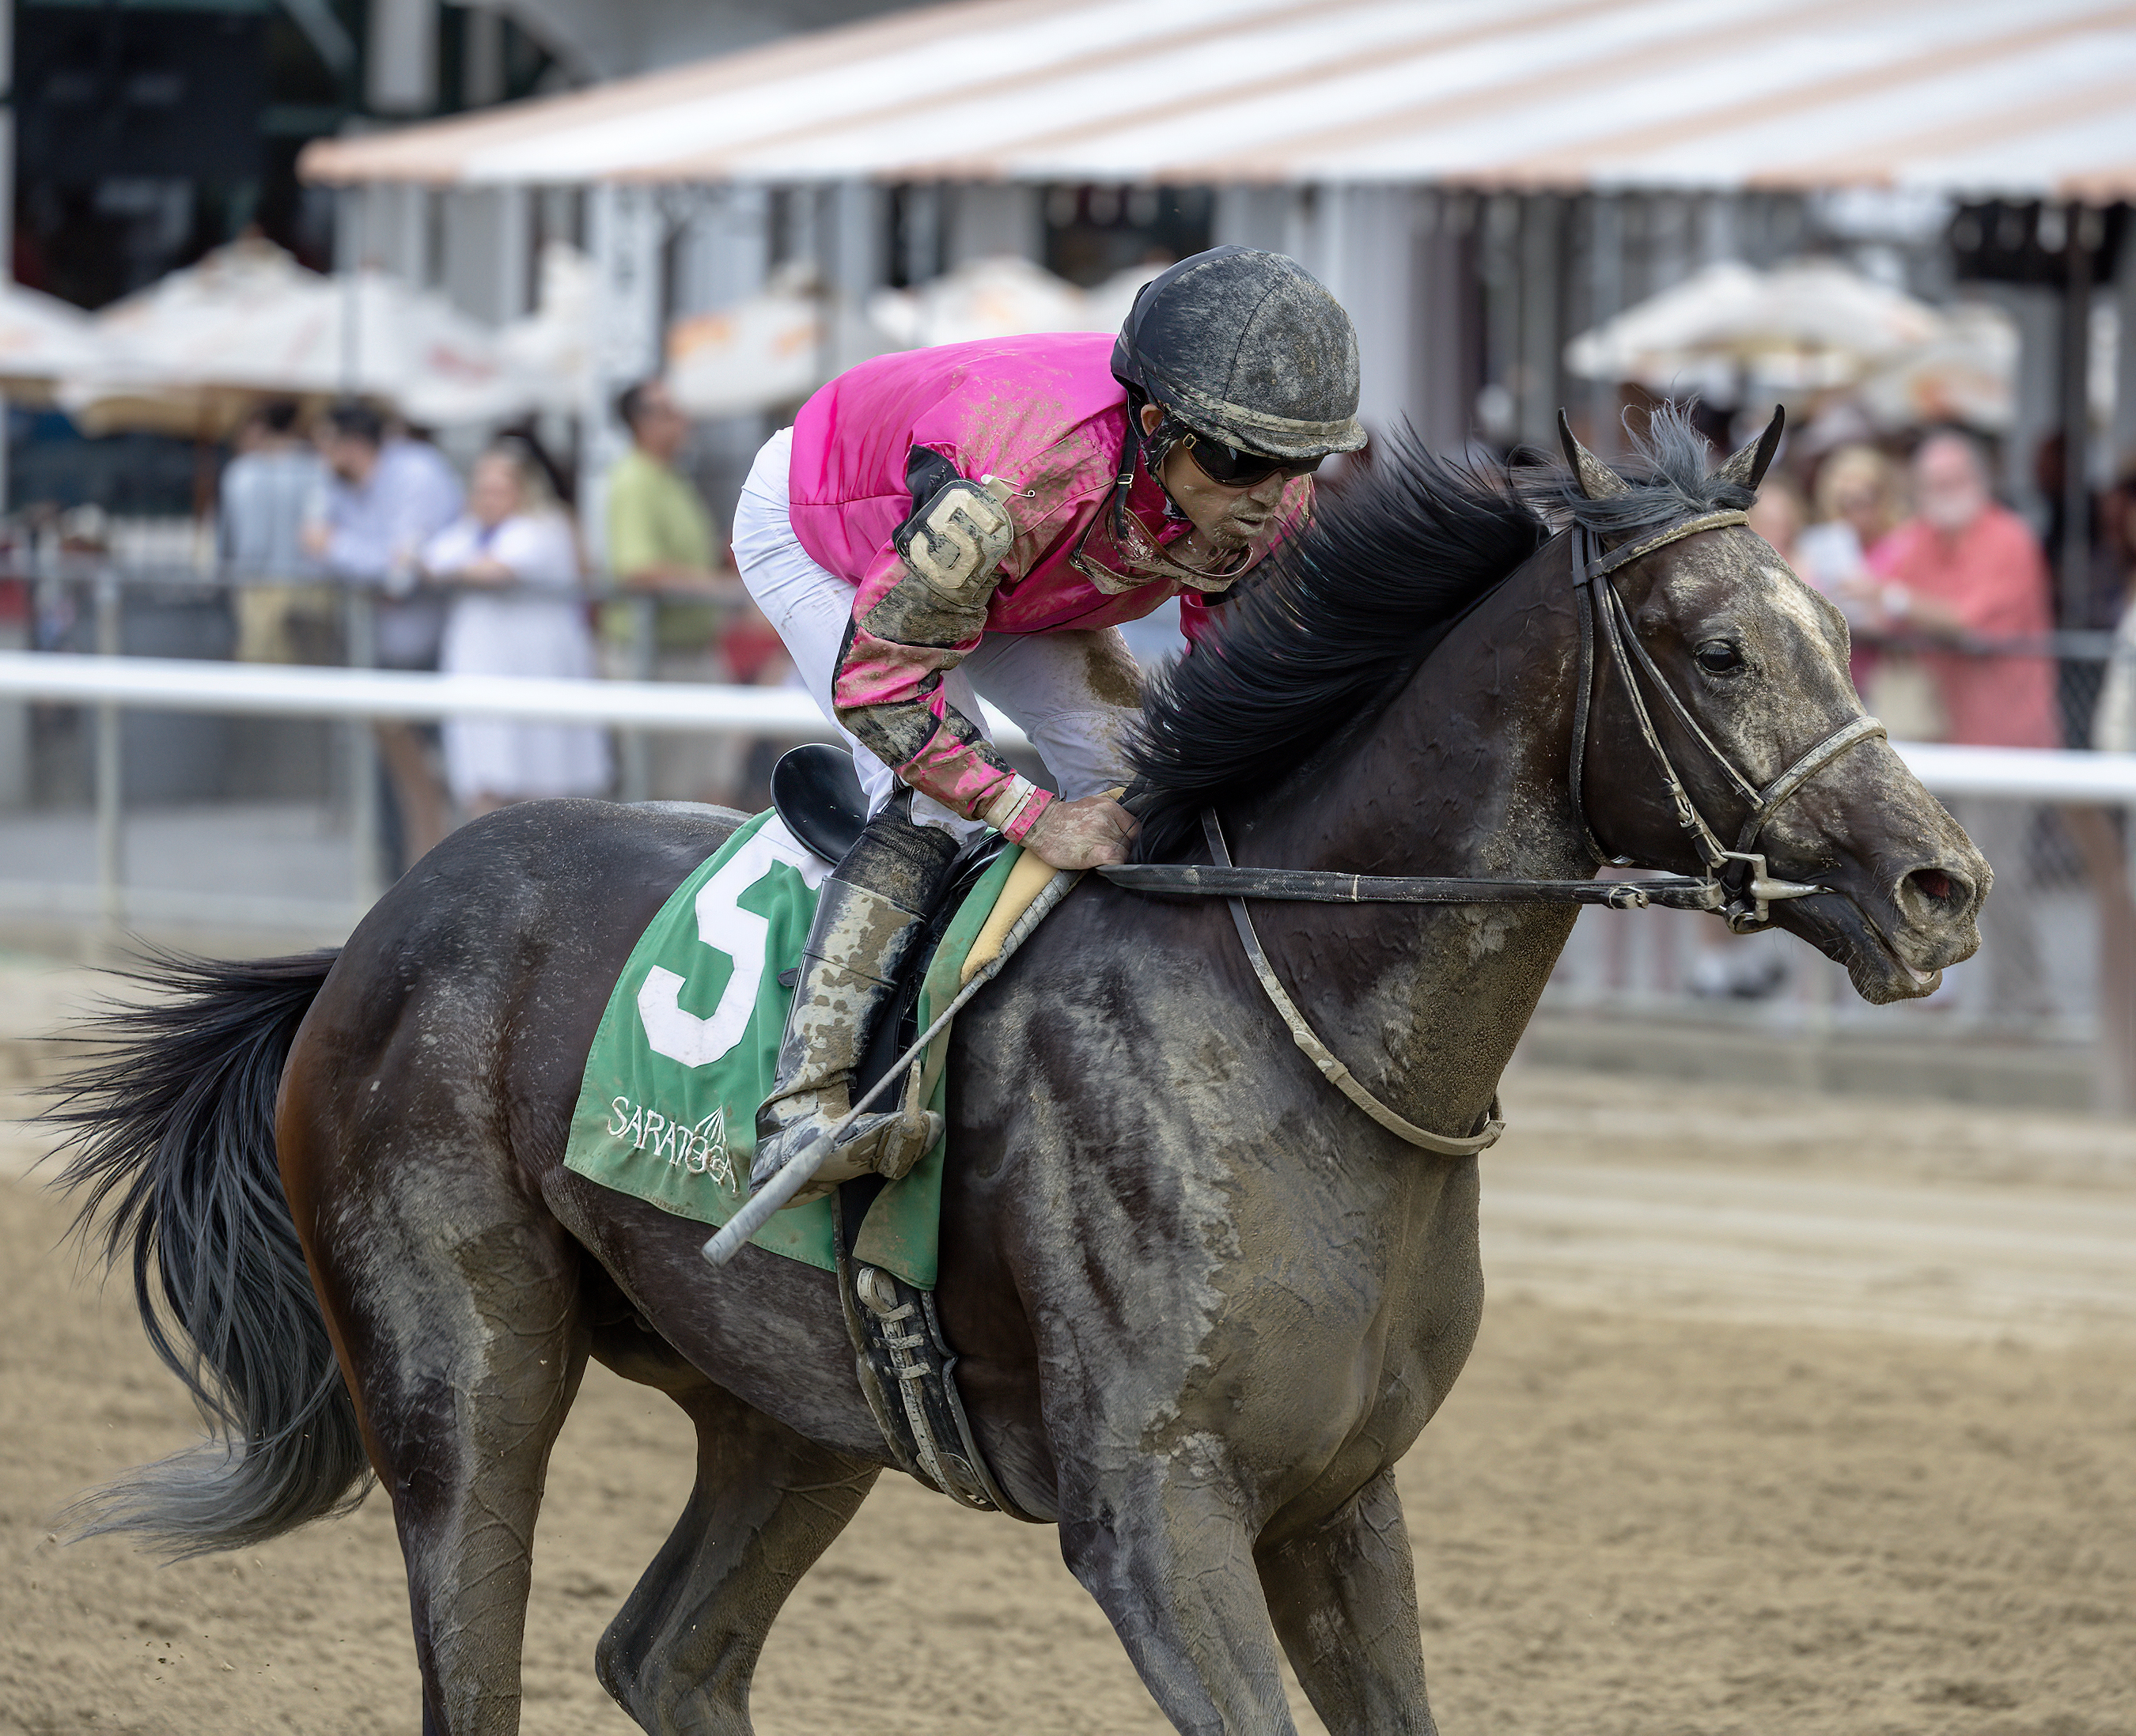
{"left": 1176, "top": 429, "right": 1324, "bottom": 489}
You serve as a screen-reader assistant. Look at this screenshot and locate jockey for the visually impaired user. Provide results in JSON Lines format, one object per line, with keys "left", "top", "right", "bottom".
{"left": 731, "top": 245, "right": 1365, "bottom": 1192}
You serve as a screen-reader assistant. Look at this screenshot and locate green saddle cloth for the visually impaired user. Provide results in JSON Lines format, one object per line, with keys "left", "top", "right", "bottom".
{"left": 564, "top": 809, "right": 1020, "bottom": 1288}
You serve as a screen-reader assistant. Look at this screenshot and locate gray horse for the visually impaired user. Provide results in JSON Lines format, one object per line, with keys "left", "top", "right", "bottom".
{"left": 51, "top": 410, "right": 1984, "bottom": 1734}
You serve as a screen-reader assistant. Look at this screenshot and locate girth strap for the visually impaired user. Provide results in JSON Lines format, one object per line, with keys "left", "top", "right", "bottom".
{"left": 1203, "top": 811, "right": 1504, "bottom": 1158}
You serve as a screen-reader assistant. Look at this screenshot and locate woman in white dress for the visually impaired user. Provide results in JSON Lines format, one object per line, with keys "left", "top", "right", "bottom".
{"left": 422, "top": 444, "right": 612, "bottom": 815}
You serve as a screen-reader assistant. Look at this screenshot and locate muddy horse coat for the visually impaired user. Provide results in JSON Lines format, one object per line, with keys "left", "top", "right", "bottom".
{"left": 51, "top": 413, "right": 1986, "bottom": 1734}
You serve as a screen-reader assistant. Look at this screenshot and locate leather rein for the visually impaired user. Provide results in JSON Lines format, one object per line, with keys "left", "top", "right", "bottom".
{"left": 1098, "top": 509, "right": 1888, "bottom": 1156}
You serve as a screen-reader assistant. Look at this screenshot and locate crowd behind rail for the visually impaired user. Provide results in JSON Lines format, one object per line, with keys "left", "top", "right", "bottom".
{"left": 6, "top": 391, "right": 2136, "bottom": 1040}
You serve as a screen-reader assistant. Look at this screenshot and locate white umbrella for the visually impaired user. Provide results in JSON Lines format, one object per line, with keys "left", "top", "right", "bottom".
{"left": 1566, "top": 259, "right": 1946, "bottom": 401}
{"left": 59, "top": 236, "right": 517, "bottom": 435}
{"left": 495, "top": 240, "right": 594, "bottom": 418}
{"left": 663, "top": 254, "right": 1165, "bottom": 419}
{"left": 1081, "top": 262, "right": 1165, "bottom": 338}
{"left": 0, "top": 280, "right": 104, "bottom": 393}
{"left": 666, "top": 265, "right": 831, "bottom": 418}
{"left": 1855, "top": 301, "right": 2017, "bottom": 433}
{"left": 867, "top": 255, "right": 1091, "bottom": 349}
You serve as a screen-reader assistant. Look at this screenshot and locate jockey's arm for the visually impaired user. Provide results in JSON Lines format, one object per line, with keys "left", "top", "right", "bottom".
{"left": 831, "top": 452, "right": 1057, "bottom": 844}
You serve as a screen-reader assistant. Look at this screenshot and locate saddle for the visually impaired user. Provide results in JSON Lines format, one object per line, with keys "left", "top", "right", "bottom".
{"left": 771, "top": 746, "right": 1044, "bottom": 1522}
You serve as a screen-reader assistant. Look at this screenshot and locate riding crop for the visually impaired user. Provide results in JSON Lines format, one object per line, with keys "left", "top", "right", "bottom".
{"left": 700, "top": 867, "right": 1084, "bottom": 1269}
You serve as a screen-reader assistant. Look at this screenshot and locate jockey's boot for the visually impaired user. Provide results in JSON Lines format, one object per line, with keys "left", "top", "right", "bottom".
{"left": 752, "top": 795, "right": 962, "bottom": 1202}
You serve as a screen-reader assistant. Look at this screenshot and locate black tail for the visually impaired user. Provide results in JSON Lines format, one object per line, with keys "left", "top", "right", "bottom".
{"left": 44, "top": 948, "right": 373, "bottom": 1557}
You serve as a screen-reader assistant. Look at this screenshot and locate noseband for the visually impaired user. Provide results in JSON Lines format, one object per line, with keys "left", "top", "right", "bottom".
{"left": 1100, "top": 508, "right": 1889, "bottom": 1154}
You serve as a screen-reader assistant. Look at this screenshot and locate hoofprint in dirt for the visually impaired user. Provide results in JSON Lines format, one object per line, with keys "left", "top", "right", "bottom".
{"left": 5, "top": 1075, "right": 2133, "bottom": 1736}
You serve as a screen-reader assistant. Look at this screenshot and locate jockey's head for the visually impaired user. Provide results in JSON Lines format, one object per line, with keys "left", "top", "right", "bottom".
{"left": 1112, "top": 244, "right": 1365, "bottom": 486}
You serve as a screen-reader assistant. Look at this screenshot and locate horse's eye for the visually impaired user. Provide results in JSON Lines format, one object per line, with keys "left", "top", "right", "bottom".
{"left": 1694, "top": 640, "right": 1744, "bottom": 675}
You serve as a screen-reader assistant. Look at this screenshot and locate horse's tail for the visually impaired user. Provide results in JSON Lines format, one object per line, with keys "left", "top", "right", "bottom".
{"left": 44, "top": 948, "right": 373, "bottom": 1558}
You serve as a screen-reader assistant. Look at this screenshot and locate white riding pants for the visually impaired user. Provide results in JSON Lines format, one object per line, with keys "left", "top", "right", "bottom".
{"left": 733, "top": 426, "right": 1142, "bottom": 844}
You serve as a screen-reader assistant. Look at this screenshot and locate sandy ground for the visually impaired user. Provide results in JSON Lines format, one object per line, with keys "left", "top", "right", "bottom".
{"left": 2, "top": 970, "right": 2134, "bottom": 1734}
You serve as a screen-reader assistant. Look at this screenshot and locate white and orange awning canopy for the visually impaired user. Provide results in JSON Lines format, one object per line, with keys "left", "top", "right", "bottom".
{"left": 300, "top": 0, "right": 2136, "bottom": 202}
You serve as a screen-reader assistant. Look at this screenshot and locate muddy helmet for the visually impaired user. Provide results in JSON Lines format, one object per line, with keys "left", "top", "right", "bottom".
{"left": 1112, "top": 245, "right": 1366, "bottom": 462}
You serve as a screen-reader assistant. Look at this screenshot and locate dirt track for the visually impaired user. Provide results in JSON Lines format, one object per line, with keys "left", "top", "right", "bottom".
{"left": 3, "top": 1029, "right": 2134, "bottom": 1734}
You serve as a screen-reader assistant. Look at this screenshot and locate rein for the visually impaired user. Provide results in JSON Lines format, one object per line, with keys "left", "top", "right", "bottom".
{"left": 1098, "top": 507, "right": 1889, "bottom": 1155}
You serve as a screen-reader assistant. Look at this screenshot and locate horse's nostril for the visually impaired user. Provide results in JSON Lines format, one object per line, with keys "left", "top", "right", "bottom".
{"left": 1906, "top": 866, "right": 1965, "bottom": 906}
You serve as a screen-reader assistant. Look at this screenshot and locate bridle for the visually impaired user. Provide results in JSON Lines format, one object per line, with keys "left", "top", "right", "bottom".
{"left": 1568, "top": 511, "right": 1886, "bottom": 932}
{"left": 1100, "top": 507, "right": 1889, "bottom": 1155}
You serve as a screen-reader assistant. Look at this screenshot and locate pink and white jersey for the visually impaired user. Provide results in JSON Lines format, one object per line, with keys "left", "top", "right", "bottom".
{"left": 784, "top": 334, "right": 1309, "bottom": 834}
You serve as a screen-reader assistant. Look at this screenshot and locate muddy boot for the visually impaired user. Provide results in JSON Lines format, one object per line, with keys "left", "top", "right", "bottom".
{"left": 752, "top": 799, "right": 960, "bottom": 1204}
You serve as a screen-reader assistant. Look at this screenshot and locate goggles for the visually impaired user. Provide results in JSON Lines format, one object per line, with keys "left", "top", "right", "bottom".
{"left": 1176, "top": 428, "right": 1324, "bottom": 489}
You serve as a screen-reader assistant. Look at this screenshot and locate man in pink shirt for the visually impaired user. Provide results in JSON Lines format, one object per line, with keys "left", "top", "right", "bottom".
{"left": 1866, "top": 430, "right": 2056, "bottom": 1017}
{"left": 1866, "top": 431, "right": 2058, "bottom": 749}
{"left": 731, "top": 247, "right": 1365, "bottom": 1192}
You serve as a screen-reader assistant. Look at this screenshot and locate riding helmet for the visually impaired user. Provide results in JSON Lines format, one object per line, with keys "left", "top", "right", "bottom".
{"left": 1112, "top": 245, "right": 1366, "bottom": 461}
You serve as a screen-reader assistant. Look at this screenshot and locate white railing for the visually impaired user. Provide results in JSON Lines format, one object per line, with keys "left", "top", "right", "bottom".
{"left": 6, "top": 650, "right": 2136, "bottom": 1106}
{"left": 9, "top": 651, "right": 2127, "bottom": 788}
{"left": 0, "top": 651, "right": 1031, "bottom": 929}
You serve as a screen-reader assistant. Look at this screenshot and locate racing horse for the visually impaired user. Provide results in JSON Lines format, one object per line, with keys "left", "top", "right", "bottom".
{"left": 50, "top": 408, "right": 1986, "bottom": 1735}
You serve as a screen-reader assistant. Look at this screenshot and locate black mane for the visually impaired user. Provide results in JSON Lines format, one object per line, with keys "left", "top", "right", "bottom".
{"left": 1129, "top": 407, "right": 1748, "bottom": 862}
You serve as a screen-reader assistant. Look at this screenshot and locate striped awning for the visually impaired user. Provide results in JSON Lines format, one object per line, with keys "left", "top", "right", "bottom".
{"left": 300, "top": 0, "right": 2136, "bottom": 200}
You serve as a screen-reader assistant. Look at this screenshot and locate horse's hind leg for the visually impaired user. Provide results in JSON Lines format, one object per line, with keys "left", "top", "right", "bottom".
{"left": 1259, "top": 1467, "right": 1437, "bottom": 1735}
{"left": 294, "top": 1137, "right": 589, "bottom": 1735}
{"left": 596, "top": 1381, "right": 877, "bottom": 1734}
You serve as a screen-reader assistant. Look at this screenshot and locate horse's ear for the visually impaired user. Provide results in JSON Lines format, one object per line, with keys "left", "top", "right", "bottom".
{"left": 1716, "top": 405, "right": 1786, "bottom": 492}
{"left": 1556, "top": 409, "right": 1630, "bottom": 500}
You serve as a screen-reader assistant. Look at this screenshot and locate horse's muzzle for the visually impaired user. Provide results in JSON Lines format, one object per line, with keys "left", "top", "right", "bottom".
{"left": 1778, "top": 850, "right": 1986, "bottom": 1004}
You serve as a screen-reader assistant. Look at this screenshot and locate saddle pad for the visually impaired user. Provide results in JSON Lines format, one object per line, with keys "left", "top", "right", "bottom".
{"left": 563, "top": 809, "right": 1023, "bottom": 1287}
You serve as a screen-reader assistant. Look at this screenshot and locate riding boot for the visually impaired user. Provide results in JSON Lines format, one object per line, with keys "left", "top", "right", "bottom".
{"left": 752, "top": 796, "right": 961, "bottom": 1202}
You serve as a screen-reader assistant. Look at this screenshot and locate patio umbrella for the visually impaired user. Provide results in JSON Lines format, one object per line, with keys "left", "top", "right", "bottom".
{"left": 494, "top": 240, "right": 594, "bottom": 418}
{"left": 1566, "top": 259, "right": 1946, "bottom": 402}
{"left": 0, "top": 279, "right": 104, "bottom": 396}
{"left": 1081, "top": 262, "right": 1167, "bottom": 338}
{"left": 867, "top": 255, "right": 1090, "bottom": 349}
{"left": 665, "top": 265, "right": 833, "bottom": 418}
{"left": 1855, "top": 301, "right": 2018, "bottom": 433}
{"left": 59, "top": 236, "right": 520, "bottom": 436}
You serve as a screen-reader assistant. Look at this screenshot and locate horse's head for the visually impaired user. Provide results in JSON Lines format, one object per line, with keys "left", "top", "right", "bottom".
{"left": 1556, "top": 413, "right": 1986, "bottom": 1004}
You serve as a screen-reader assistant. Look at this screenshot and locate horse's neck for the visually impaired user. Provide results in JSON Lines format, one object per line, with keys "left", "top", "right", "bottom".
{"left": 1240, "top": 532, "right": 1586, "bottom": 883}
{"left": 1227, "top": 535, "right": 1589, "bottom": 1139}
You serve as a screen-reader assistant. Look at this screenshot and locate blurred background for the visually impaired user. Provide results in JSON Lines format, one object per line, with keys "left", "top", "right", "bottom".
{"left": 3, "top": 0, "right": 2136, "bottom": 1115}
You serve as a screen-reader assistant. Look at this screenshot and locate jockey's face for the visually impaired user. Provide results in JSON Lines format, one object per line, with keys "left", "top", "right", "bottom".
{"left": 1141, "top": 403, "right": 1293, "bottom": 552}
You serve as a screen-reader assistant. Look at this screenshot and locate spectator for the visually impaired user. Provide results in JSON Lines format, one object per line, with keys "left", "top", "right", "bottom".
{"left": 1866, "top": 429, "right": 2057, "bottom": 1021}
{"left": 602, "top": 376, "right": 737, "bottom": 802}
{"left": 1746, "top": 473, "right": 1805, "bottom": 565}
{"left": 303, "top": 402, "right": 464, "bottom": 868}
{"left": 1795, "top": 444, "right": 1904, "bottom": 626}
{"left": 222, "top": 399, "right": 334, "bottom": 665}
{"left": 2087, "top": 467, "right": 2136, "bottom": 751}
{"left": 422, "top": 444, "right": 610, "bottom": 816}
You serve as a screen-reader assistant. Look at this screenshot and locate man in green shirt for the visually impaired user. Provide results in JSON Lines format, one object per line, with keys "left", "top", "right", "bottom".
{"left": 603, "top": 376, "right": 741, "bottom": 801}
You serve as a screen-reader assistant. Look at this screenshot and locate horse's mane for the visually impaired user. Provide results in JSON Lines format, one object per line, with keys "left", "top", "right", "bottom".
{"left": 1129, "top": 406, "right": 1748, "bottom": 862}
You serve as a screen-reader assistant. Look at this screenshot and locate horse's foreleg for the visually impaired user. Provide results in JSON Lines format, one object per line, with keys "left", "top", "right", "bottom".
{"left": 1059, "top": 1469, "right": 1299, "bottom": 1736}
{"left": 1259, "top": 1467, "right": 1437, "bottom": 1735}
{"left": 596, "top": 1381, "right": 877, "bottom": 1734}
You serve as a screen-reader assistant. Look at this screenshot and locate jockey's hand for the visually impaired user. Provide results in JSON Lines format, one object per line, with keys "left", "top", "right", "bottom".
{"left": 1024, "top": 794, "right": 1139, "bottom": 870}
